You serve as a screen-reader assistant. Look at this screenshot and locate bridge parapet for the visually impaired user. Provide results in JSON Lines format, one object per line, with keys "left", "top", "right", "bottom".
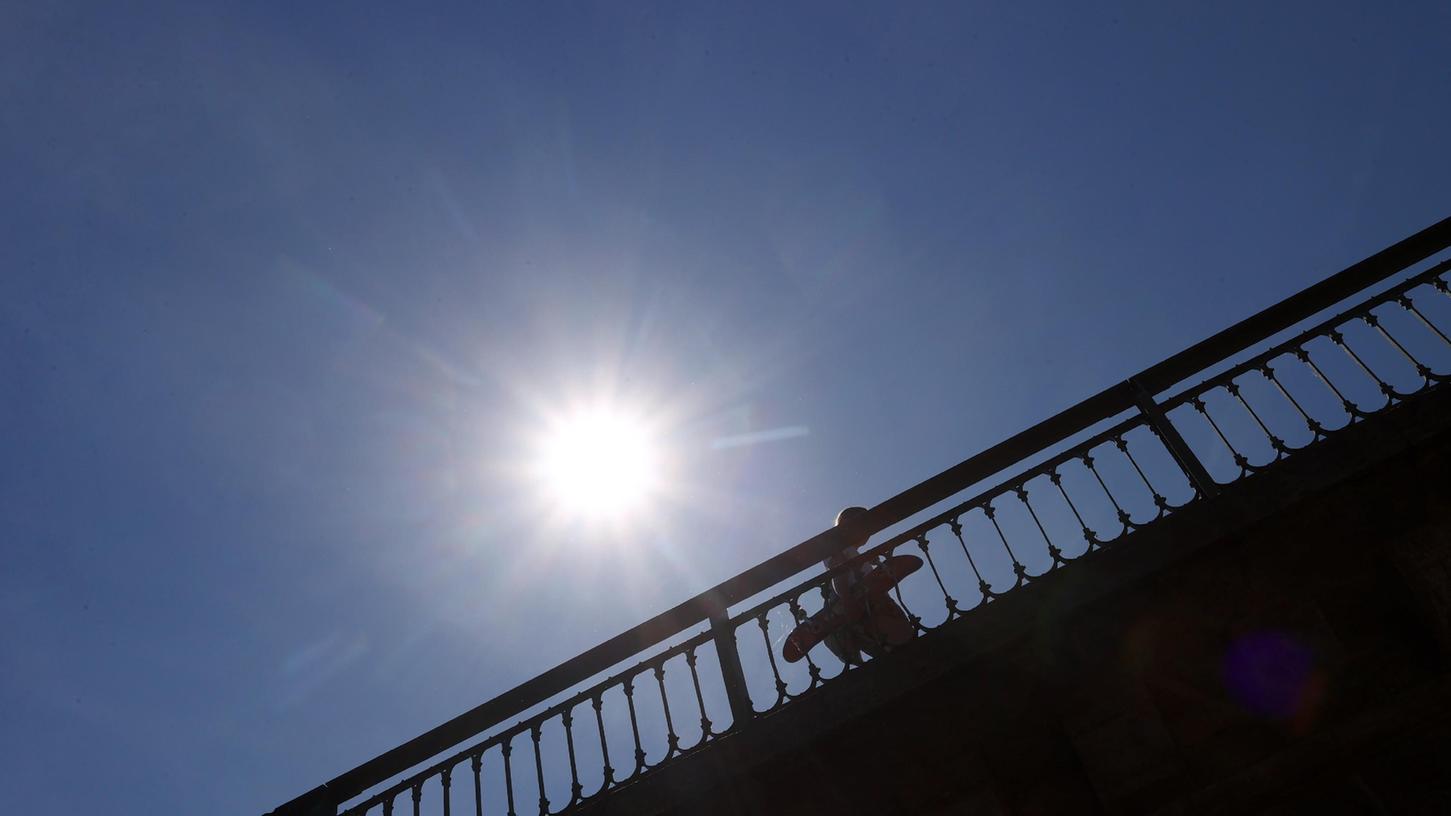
{"left": 591, "top": 387, "right": 1451, "bottom": 814}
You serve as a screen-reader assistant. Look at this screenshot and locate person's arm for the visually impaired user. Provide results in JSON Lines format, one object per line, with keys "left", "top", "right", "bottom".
{"left": 828, "top": 546, "right": 863, "bottom": 601}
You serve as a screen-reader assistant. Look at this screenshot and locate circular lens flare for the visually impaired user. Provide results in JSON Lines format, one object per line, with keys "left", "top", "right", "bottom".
{"left": 538, "top": 409, "right": 660, "bottom": 519}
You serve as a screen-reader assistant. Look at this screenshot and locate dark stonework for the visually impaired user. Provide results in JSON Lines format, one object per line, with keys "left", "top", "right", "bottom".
{"left": 578, "top": 388, "right": 1451, "bottom": 815}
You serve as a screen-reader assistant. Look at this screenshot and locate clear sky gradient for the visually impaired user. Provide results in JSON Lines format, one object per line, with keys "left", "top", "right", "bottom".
{"left": 2, "top": 2, "right": 1449, "bottom": 813}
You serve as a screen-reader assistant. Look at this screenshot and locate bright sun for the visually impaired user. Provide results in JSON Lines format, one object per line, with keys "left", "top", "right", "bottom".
{"left": 537, "top": 408, "right": 661, "bottom": 519}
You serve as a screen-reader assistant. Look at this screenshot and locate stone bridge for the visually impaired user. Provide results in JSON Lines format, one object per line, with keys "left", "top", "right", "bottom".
{"left": 269, "top": 220, "right": 1451, "bottom": 816}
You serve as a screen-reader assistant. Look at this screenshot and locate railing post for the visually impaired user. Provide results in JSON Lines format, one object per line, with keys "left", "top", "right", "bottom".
{"left": 707, "top": 602, "right": 754, "bottom": 730}
{"left": 1128, "top": 377, "right": 1221, "bottom": 499}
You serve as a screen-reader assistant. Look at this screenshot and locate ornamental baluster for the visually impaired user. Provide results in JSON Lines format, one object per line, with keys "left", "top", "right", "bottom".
{"left": 470, "top": 753, "right": 483, "bottom": 816}
{"left": 1363, "top": 311, "right": 1434, "bottom": 385}
{"left": 983, "top": 500, "right": 1028, "bottom": 585}
{"left": 1190, "top": 395, "right": 1250, "bottom": 477}
{"left": 1113, "top": 436, "right": 1169, "bottom": 517}
{"left": 501, "top": 738, "right": 517, "bottom": 816}
{"left": 1260, "top": 361, "right": 1324, "bottom": 440}
{"left": 880, "top": 541, "right": 924, "bottom": 633}
{"left": 1293, "top": 345, "right": 1363, "bottom": 420}
{"left": 591, "top": 695, "right": 614, "bottom": 789}
{"left": 1014, "top": 483, "right": 1064, "bottom": 566}
{"left": 1049, "top": 467, "right": 1099, "bottom": 552}
{"left": 948, "top": 516, "right": 992, "bottom": 601}
{"left": 914, "top": 533, "right": 959, "bottom": 620}
{"left": 529, "top": 724, "right": 548, "bottom": 816}
{"left": 756, "top": 612, "right": 789, "bottom": 708}
{"left": 684, "top": 645, "right": 713, "bottom": 740}
{"left": 789, "top": 592, "right": 827, "bottom": 680}
{"left": 1328, "top": 328, "right": 1395, "bottom": 405}
{"left": 1225, "top": 380, "right": 1288, "bottom": 458}
{"left": 560, "top": 708, "right": 582, "bottom": 806}
{"left": 622, "top": 675, "right": 647, "bottom": 776}
{"left": 1396, "top": 292, "right": 1451, "bottom": 351}
{"left": 1081, "top": 451, "right": 1131, "bottom": 538}
{"left": 652, "top": 663, "right": 681, "bottom": 758}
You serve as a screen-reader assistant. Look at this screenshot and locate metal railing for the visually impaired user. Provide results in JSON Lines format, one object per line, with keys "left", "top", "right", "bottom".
{"left": 270, "top": 216, "right": 1451, "bottom": 816}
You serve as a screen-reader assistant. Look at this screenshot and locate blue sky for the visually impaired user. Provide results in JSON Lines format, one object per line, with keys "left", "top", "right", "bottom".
{"left": 2, "top": 2, "right": 1448, "bottom": 813}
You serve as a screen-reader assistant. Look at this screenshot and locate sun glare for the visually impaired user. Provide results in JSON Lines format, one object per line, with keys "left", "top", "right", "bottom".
{"left": 537, "top": 408, "right": 661, "bottom": 519}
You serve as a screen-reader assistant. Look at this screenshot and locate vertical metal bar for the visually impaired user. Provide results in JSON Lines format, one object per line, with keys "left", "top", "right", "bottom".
{"left": 591, "top": 694, "right": 614, "bottom": 788}
{"left": 792, "top": 592, "right": 828, "bottom": 681}
{"left": 983, "top": 501, "right": 1028, "bottom": 584}
{"left": 1226, "top": 381, "right": 1288, "bottom": 457}
{"left": 915, "top": 534, "right": 960, "bottom": 618}
{"left": 1114, "top": 437, "right": 1169, "bottom": 515}
{"left": 560, "top": 708, "right": 581, "bottom": 806}
{"left": 622, "top": 676, "right": 647, "bottom": 776}
{"left": 530, "top": 725, "right": 547, "bottom": 816}
{"left": 1262, "top": 361, "right": 1325, "bottom": 439}
{"left": 949, "top": 516, "right": 993, "bottom": 600}
{"left": 708, "top": 608, "right": 755, "bottom": 729}
{"left": 1050, "top": 467, "right": 1100, "bottom": 552}
{"left": 1296, "top": 345, "right": 1364, "bottom": 419}
{"left": 501, "top": 740, "right": 517, "bottom": 816}
{"left": 684, "top": 646, "right": 714, "bottom": 739}
{"left": 652, "top": 663, "right": 680, "bottom": 757}
{"left": 1081, "top": 452, "right": 1132, "bottom": 537}
{"left": 1016, "top": 484, "right": 1065, "bottom": 564}
{"left": 1398, "top": 293, "right": 1451, "bottom": 348}
{"left": 470, "top": 753, "right": 483, "bottom": 816}
{"left": 880, "top": 543, "right": 923, "bottom": 632}
{"left": 755, "top": 613, "right": 789, "bottom": 710}
{"left": 1128, "top": 377, "right": 1220, "bottom": 498}
{"left": 1329, "top": 328, "right": 1396, "bottom": 403}
{"left": 1364, "top": 311, "right": 1433, "bottom": 383}
{"left": 1192, "top": 395, "right": 1251, "bottom": 476}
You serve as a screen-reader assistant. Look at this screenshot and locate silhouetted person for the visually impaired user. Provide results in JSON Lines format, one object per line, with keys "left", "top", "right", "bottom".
{"left": 819, "top": 506, "right": 914, "bottom": 663}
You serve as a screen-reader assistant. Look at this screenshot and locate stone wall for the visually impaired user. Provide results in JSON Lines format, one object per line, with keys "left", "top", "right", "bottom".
{"left": 581, "top": 388, "right": 1451, "bottom": 815}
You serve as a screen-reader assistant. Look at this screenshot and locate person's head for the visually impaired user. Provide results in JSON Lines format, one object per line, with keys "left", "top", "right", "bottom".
{"left": 831, "top": 505, "right": 871, "bottom": 558}
{"left": 835, "top": 506, "right": 869, "bottom": 528}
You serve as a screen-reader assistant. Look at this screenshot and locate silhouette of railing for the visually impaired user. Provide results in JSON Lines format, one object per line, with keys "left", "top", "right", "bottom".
{"left": 269, "top": 217, "right": 1451, "bottom": 816}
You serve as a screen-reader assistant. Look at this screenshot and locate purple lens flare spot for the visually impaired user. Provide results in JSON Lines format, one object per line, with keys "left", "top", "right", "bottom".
{"left": 1222, "top": 630, "right": 1318, "bottom": 720}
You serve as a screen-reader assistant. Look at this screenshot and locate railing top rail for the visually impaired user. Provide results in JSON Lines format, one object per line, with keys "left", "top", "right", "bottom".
{"left": 1136, "top": 220, "right": 1451, "bottom": 395}
{"left": 277, "top": 214, "right": 1451, "bottom": 814}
